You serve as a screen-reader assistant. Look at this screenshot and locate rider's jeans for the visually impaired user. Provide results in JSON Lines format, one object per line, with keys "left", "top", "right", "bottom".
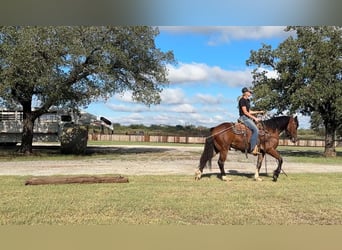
{"left": 239, "top": 115, "right": 258, "bottom": 151}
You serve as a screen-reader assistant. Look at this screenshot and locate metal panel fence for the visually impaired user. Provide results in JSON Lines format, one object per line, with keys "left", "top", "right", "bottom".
{"left": 88, "top": 134, "right": 341, "bottom": 147}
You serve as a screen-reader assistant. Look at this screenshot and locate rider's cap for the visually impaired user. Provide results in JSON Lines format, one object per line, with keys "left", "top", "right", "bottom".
{"left": 242, "top": 87, "right": 253, "bottom": 94}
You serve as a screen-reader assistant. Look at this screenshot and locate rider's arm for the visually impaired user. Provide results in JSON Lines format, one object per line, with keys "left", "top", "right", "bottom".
{"left": 250, "top": 110, "right": 265, "bottom": 115}
{"left": 241, "top": 106, "right": 259, "bottom": 122}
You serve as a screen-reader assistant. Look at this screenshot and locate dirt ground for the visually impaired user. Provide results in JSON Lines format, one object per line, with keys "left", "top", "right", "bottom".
{"left": 0, "top": 144, "right": 341, "bottom": 177}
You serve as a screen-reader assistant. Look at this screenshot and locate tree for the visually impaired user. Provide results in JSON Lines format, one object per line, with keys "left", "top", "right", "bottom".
{"left": 247, "top": 26, "right": 342, "bottom": 157}
{"left": 0, "top": 26, "right": 175, "bottom": 153}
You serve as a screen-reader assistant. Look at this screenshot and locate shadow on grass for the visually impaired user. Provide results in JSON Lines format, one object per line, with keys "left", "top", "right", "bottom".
{"left": 85, "top": 146, "right": 171, "bottom": 155}
{"left": 200, "top": 170, "right": 272, "bottom": 180}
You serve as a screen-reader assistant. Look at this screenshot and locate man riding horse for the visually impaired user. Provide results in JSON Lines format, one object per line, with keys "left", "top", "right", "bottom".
{"left": 238, "top": 87, "right": 265, "bottom": 155}
{"left": 195, "top": 86, "right": 299, "bottom": 182}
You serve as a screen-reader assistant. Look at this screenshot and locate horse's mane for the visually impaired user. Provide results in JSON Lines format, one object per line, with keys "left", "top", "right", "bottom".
{"left": 262, "top": 116, "right": 291, "bottom": 131}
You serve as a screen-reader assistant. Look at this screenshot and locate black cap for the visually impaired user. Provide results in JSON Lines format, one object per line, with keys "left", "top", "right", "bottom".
{"left": 242, "top": 87, "right": 253, "bottom": 93}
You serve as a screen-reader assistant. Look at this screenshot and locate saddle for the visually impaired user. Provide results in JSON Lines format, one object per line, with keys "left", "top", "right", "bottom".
{"left": 233, "top": 119, "right": 266, "bottom": 136}
{"left": 233, "top": 121, "right": 248, "bottom": 135}
{"left": 232, "top": 119, "right": 267, "bottom": 157}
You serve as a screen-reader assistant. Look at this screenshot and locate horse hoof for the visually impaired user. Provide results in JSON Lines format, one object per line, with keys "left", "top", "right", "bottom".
{"left": 272, "top": 176, "right": 278, "bottom": 182}
{"left": 194, "top": 175, "right": 201, "bottom": 181}
{"left": 194, "top": 170, "right": 202, "bottom": 181}
{"left": 254, "top": 177, "right": 263, "bottom": 182}
{"left": 221, "top": 176, "right": 232, "bottom": 182}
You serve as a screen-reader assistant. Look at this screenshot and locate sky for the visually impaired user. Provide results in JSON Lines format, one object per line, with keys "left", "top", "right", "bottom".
{"left": 85, "top": 26, "right": 310, "bottom": 129}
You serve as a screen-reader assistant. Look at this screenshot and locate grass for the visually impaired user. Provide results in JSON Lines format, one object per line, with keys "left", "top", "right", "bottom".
{"left": 1, "top": 174, "right": 341, "bottom": 225}
{"left": 0, "top": 143, "right": 341, "bottom": 225}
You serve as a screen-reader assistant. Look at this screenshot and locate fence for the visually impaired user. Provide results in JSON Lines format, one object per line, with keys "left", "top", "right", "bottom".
{"left": 88, "top": 133, "right": 341, "bottom": 147}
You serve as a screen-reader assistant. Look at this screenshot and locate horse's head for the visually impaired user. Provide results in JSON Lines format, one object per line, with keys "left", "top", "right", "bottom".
{"left": 285, "top": 115, "right": 299, "bottom": 143}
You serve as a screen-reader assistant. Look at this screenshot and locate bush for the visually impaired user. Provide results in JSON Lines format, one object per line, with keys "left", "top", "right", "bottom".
{"left": 60, "top": 124, "right": 88, "bottom": 154}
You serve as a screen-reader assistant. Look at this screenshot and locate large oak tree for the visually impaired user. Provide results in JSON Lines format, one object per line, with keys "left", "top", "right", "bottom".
{"left": 247, "top": 26, "right": 342, "bottom": 157}
{"left": 0, "top": 26, "right": 175, "bottom": 153}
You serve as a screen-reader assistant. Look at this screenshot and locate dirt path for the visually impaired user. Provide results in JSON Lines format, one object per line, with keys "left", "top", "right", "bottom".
{"left": 0, "top": 145, "right": 341, "bottom": 176}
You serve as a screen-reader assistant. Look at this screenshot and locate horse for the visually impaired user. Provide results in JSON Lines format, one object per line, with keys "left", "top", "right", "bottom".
{"left": 195, "top": 115, "right": 299, "bottom": 182}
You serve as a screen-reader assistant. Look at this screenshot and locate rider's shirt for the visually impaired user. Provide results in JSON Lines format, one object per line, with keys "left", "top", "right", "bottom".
{"left": 238, "top": 97, "right": 250, "bottom": 117}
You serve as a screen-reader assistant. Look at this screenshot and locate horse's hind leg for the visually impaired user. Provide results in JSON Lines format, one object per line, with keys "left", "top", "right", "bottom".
{"left": 195, "top": 160, "right": 208, "bottom": 181}
{"left": 218, "top": 149, "right": 232, "bottom": 181}
{"left": 195, "top": 137, "right": 216, "bottom": 180}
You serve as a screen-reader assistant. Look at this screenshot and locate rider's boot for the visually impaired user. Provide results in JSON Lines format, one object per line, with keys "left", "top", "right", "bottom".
{"left": 251, "top": 145, "right": 261, "bottom": 156}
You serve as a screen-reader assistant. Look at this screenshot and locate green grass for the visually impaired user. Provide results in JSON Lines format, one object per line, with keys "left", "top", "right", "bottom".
{"left": 1, "top": 174, "right": 341, "bottom": 225}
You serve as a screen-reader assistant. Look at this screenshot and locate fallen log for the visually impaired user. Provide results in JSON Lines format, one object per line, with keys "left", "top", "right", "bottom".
{"left": 25, "top": 175, "right": 129, "bottom": 185}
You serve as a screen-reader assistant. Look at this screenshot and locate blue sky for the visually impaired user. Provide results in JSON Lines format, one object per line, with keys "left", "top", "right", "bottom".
{"left": 85, "top": 26, "right": 310, "bottom": 128}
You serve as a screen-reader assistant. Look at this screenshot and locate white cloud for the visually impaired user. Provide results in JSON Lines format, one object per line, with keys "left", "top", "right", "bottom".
{"left": 110, "top": 112, "right": 193, "bottom": 126}
{"left": 114, "top": 91, "right": 134, "bottom": 103}
{"left": 160, "top": 26, "right": 286, "bottom": 37}
{"left": 169, "top": 104, "right": 196, "bottom": 113}
{"left": 115, "top": 113, "right": 146, "bottom": 124}
{"left": 194, "top": 93, "right": 223, "bottom": 105}
{"left": 167, "top": 62, "right": 252, "bottom": 86}
{"left": 107, "top": 98, "right": 196, "bottom": 114}
{"left": 159, "top": 26, "right": 291, "bottom": 45}
{"left": 106, "top": 103, "right": 149, "bottom": 113}
{"left": 297, "top": 114, "right": 311, "bottom": 129}
{"left": 257, "top": 67, "right": 279, "bottom": 79}
{"left": 183, "top": 113, "right": 227, "bottom": 127}
{"left": 160, "top": 88, "right": 186, "bottom": 104}
{"left": 167, "top": 63, "right": 209, "bottom": 83}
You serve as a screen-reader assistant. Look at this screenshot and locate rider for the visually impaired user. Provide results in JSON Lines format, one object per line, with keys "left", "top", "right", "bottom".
{"left": 238, "top": 87, "right": 264, "bottom": 155}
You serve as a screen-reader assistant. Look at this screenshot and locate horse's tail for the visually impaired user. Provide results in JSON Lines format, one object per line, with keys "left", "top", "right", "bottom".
{"left": 199, "top": 135, "right": 216, "bottom": 170}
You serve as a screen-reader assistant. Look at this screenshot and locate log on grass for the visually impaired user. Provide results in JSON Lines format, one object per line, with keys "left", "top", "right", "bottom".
{"left": 25, "top": 176, "right": 129, "bottom": 185}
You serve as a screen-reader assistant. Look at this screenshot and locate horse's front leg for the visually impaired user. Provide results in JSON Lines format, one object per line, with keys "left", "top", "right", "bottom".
{"left": 218, "top": 149, "right": 232, "bottom": 181}
{"left": 194, "top": 169, "right": 202, "bottom": 181}
{"left": 273, "top": 156, "right": 283, "bottom": 182}
{"left": 266, "top": 148, "right": 283, "bottom": 182}
{"left": 254, "top": 152, "right": 265, "bottom": 181}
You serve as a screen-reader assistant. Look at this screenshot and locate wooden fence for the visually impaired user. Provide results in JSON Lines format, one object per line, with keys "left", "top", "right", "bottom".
{"left": 89, "top": 134, "right": 341, "bottom": 147}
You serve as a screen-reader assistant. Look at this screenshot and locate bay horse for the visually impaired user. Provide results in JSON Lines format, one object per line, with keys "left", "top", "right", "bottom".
{"left": 195, "top": 115, "right": 299, "bottom": 182}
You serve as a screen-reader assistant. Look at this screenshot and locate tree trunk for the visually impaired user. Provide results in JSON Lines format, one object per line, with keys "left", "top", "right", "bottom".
{"left": 18, "top": 104, "right": 35, "bottom": 154}
{"left": 324, "top": 122, "right": 336, "bottom": 157}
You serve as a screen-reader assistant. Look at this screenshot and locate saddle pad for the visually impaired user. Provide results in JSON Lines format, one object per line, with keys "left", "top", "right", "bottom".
{"left": 233, "top": 123, "right": 248, "bottom": 135}
{"left": 233, "top": 122, "right": 266, "bottom": 136}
